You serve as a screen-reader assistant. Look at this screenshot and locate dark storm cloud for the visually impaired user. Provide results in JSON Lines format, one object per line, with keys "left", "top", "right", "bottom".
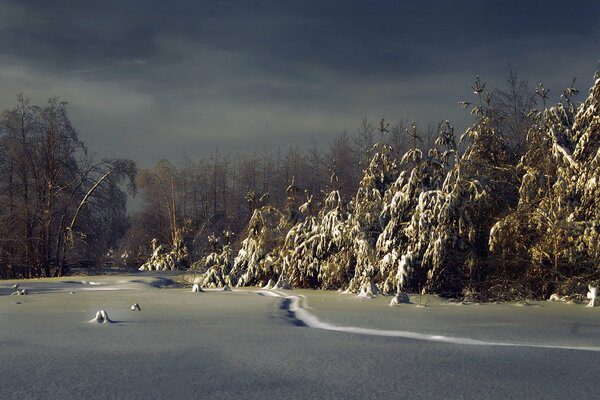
{"left": 1, "top": 0, "right": 599, "bottom": 165}
{"left": 5, "top": 1, "right": 597, "bottom": 77}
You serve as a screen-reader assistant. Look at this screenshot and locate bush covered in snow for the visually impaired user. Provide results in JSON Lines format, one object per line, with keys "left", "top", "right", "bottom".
{"left": 199, "top": 232, "right": 235, "bottom": 288}
{"left": 139, "top": 229, "right": 190, "bottom": 271}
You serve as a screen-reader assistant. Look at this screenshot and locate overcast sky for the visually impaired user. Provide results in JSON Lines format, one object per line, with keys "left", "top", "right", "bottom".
{"left": 1, "top": 0, "right": 599, "bottom": 167}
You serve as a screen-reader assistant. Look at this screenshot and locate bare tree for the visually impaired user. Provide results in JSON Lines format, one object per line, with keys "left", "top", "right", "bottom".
{"left": 0, "top": 96, "right": 136, "bottom": 278}
{"left": 491, "top": 65, "right": 536, "bottom": 161}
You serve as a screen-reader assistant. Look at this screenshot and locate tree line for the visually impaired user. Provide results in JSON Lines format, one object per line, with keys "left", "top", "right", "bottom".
{"left": 197, "top": 68, "right": 600, "bottom": 300}
{"left": 0, "top": 93, "right": 422, "bottom": 278}
{"left": 119, "top": 117, "right": 423, "bottom": 268}
{"left": 3, "top": 66, "right": 598, "bottom": 302}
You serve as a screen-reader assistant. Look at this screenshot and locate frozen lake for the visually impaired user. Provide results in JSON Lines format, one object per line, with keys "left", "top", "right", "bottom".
{"left": 1, "top": 273, "right": 599, "bottom": 399}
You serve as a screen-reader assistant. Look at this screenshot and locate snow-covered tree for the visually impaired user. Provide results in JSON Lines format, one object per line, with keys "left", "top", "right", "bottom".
{"left": 282, "top": 187, "right": 352, "bottom": 289}
{"left": 200, "top": 231, "right": 235, "bottom": 288}
{"left": 383, "top": 77, "right": 520, "bottom": 298}
{"left": 490, "top": 73, "right": 600, "bottom": 298}
{"left": 229, "top": 206, "right": 287, "bottom": 287}
{"left": 345, "top": 142, "right": 399, "bottom": 294}
{"left": 139, "top": 228, "right": 189, "bottom": 271}
{"left": 223, "top": 69, "right": 600, "bottom": 301}
{"left": 377, "top": 120, "right": 456, "bottom": 294}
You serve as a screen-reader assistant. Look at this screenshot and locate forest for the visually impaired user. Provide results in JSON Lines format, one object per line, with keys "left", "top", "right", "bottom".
{"left": 1, "top": 69, "right": 599, "bottom": 301}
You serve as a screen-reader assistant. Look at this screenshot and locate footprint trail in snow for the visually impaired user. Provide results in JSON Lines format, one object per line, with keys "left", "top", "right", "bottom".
{"left": 256, "top": 290, "right": 600, "bottom": 353}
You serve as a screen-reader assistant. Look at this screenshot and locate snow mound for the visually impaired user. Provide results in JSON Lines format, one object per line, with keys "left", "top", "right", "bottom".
{"left": 262, "top": 279, "right": 274, "bottom": 289}
{"left": 548, "top": 294, "right": 564, "bottom": 302}
{"left": 272, "top": 275, "right": 292, "bottom": 290}
{"left": 586, "top": 286, "right": 598, "bottom": 307}
{"left": 191, "top": 283, "right": 203, "bottom": 293}
{"left": 357, "top": 281, "right": 380, "bottom": 298}
{"left": 90, "top": 310, "right": 111, "bottom": 323}
{"left": 389, "top": 292, "right": 410, "bottom": 306}
{"left": 357, "top": 287, "right": 374, "bottom": 298}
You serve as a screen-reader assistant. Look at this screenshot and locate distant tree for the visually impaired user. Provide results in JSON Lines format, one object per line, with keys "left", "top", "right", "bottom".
{"left": 326, "top": 131, "right": 359, "bottom": 199}
{"left": 353, "top": 117, "right": 377, "bottom": 167}
{"left": 490, "top": 65, "right": 536, "bottom": 161}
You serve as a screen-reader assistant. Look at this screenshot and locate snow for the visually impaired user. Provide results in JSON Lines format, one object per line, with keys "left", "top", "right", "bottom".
{"left": 191, "top": 283, "right": 203, "bottom": 292}
{"left": 255, "top": 290, "right": 282, "bottom": 297}
{"left": 586, "top": 286, "right": 598, "bottom": 307}
{"left": 272, "top": 274, "right": 292, "bottom": 290}
{"left": 389, "top": 292, "right": 410, "bottom": 305}
{"left": 269, "top": 287, "right": 600, "bottom": 351}
{"left": 89, "top": 310, "right": 111, "bottom": 323}
{"left": 261, "top": 279, "right": 274, "bottom": 289}
{"left": 548, "top": 294, "right": 563, "bottom": 302}
{"left": 552, "top": 141, "right": 578, "bottom": 169}
{"left": 2, "top": 273, "right": 600, "bottom": 399}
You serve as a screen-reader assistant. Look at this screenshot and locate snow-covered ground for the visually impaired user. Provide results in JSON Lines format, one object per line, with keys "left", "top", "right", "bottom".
{"left": 1, "top": 272, "right": 599, "bottom": 399}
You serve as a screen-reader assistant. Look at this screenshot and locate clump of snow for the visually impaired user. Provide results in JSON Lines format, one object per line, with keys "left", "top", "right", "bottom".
{"left": 11, "top": 283, "right": 19, "bottom": 289}
{"left": 389, "top": 292, "right": 410, "bottom": 306}
{"left": 131, "top": 303, "right": 141, "bottom": 311}
{"left": 262, "top": 279, "right": 274, "bottom": 289}
{"left": 548, "top": 294, "right": 563, "bottom": 302}
{"left": 357, "top": 282, "right": 379, "bottom": 299}
{"left": 11, "top": 289, "right": 28, "bottom": 295}
{"left": 90, "top": 310, "right": 111, "bottom": 323}
{"left": 191, "top": 283, "right": 203, "bottom": 293}
{"left": 586, "top": 285, "right": 598, "bottom": 307}
{"left": 272, "top": 274, "right": 292, "bottom": 290}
